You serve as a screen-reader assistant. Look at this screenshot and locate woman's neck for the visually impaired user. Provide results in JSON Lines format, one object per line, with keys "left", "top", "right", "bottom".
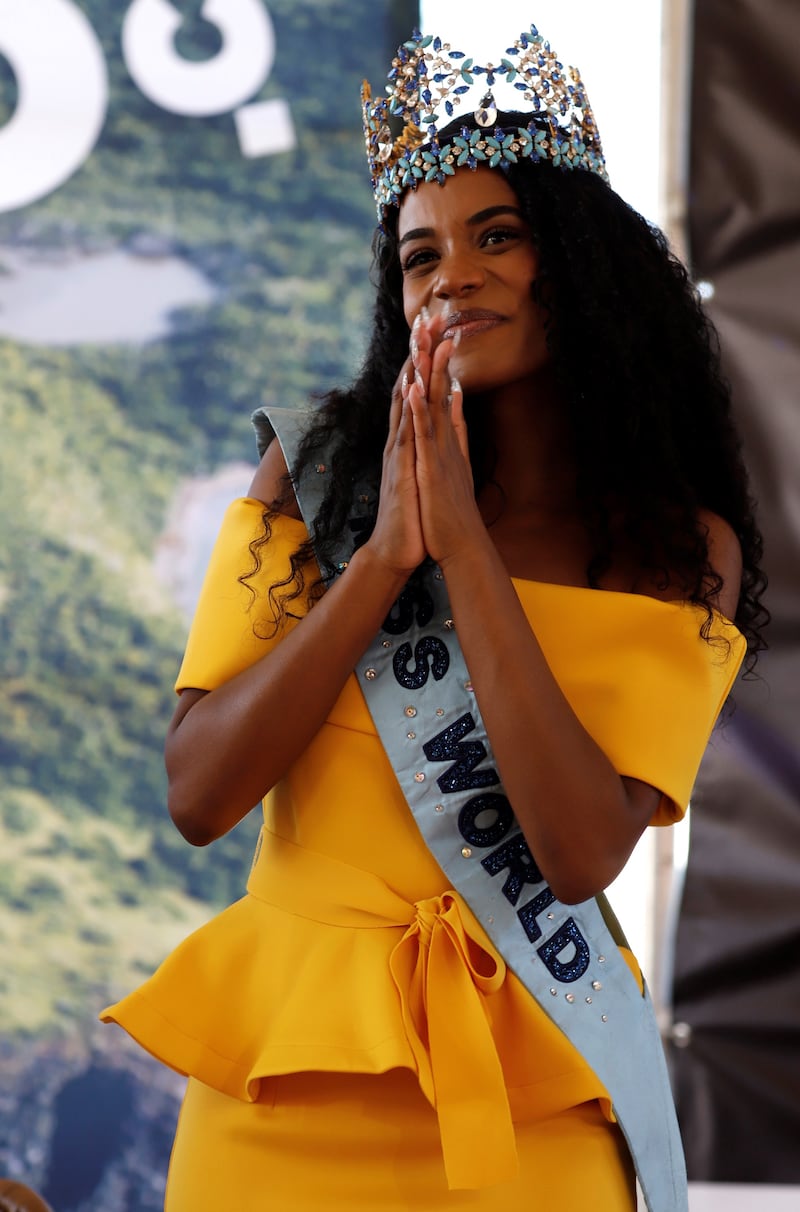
{"left": 480, "top": 366, "right": 578, "bottom": 517}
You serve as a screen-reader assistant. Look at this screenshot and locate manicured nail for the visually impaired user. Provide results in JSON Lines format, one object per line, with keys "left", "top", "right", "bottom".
{"left": 450, "top": 376, "right": 462, "bottom": 395}
{"left": 410, "top": 338, "right": 419, "bottom": 362}
{"left": 451, "top": 327, "right": 462, "bottom": 348}
{"left": 401, "top": 371, "right": 409, "bottom": 395}
{"left": 412, "top": 311, "right": 423, "bottom": 332}
{"left": 415, "top": 368, "right": 426, "bottom": 395}
{"left": 420, "top": 305, "right": 430, "bottom": 323}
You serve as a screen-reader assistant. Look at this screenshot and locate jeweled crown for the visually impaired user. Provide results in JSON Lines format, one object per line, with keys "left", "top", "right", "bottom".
{"left": 361, "top": 25, "right": 608, "bottom": 222}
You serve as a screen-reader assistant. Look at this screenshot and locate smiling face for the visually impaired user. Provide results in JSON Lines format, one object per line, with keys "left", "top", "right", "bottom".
{"left": 397, "top": 167, "right": 550, "bottom": 394}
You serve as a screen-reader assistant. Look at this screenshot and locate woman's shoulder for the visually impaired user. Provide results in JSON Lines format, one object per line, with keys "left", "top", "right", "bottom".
{"left": 602, "top": 507, "right": 742, "bottom": 620}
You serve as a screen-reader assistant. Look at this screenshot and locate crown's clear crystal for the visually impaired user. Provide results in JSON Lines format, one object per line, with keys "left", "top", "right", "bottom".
{"left": 377, "top": 126, "right": 393, "bottom": 162}
{"left": 475, "top": 92, "right": 497, "bottom": 127}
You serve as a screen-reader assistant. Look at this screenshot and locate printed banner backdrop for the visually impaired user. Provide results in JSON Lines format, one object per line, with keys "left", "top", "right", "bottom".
{"left": 669, "top": 0, "right": 800, "bottom": 1183}
{"left": 0, "top": 1, "right": 416, "bottom": 1207}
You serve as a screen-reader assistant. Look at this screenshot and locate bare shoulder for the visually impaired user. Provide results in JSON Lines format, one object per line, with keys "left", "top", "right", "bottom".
{"left": 698, "top": 508, "right": 742, "bottom": 620}
{"left": 248, "top": 438, "right": 303, "bottom": 519}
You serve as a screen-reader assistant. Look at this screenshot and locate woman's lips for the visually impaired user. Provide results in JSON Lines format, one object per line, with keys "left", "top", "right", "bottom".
{"left": 443, "top": 310, "right": 504, "bottom": 341}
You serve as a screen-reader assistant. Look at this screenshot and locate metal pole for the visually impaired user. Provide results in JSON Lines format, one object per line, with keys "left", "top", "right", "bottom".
{"left": 651, "top": 0, "right": 695, "bottom": 1035}
{"left": 660, "top": 0, "right": 694, "bottom": 265}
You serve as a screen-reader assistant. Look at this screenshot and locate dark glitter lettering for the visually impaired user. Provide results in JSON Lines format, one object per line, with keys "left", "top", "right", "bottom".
{"left": 393, "top": 637, "right": 450, "bottom": 689}
{"left": 537, "top": 918, "right": 591, "bottom": 983}
{"left": 423, "top": 713, "right": 500, "bottom": 794}
{"left": 517, "top": 887, "right": 557, "bottom": 942}
{"left": 383, "top": 585, "right": 435, "bottom": 635}
{"left": 458, "top": 794, "right": 514, "bottom": 848}
{"left": 481, "top": 832, "right": 544, "bottom": 905}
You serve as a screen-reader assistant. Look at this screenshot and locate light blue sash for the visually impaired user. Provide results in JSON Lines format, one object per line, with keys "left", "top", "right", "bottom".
{"left": 253, "top": 405, "right": 688, "bottom": 1212}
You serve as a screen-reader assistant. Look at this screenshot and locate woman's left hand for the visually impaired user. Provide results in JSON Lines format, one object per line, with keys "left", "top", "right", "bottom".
{"left": 407, "top": 314, "right": 484, "bottom": 565}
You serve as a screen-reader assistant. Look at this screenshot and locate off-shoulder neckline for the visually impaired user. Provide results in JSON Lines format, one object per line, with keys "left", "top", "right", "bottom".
{"left": 253, "top": 502, "right": 741, "bottom": 632}
{"left": 510, "top": 576, "right": 741, "bottom": 632}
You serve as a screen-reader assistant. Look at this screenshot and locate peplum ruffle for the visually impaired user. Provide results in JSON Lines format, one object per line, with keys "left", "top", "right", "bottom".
{"left": 102, "top": 827, "right": 613, "bottom": 1190}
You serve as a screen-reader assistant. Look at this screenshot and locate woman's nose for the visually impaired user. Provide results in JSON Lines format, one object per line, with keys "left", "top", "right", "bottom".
{"left": 433, "top": 250, "right": 484, "bottom": 299}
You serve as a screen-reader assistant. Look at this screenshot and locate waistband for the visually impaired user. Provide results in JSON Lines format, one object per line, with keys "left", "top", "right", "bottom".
{"left": 247, "top": 826, "right": 518, "bottom": 1190}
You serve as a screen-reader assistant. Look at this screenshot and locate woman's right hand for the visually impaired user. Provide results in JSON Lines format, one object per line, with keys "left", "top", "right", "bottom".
{"left": 363, "top": 354, "right": 426, "bottom": 577}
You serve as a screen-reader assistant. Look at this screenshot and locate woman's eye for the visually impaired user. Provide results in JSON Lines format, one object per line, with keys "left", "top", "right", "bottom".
{"left": 401, "top": 249, "right": 436, "bottom": 273}
{"left": 482, "top": 226, "right": 520, "bottom": 247}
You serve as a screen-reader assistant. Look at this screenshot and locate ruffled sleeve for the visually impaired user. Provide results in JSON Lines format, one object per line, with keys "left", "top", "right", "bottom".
{"left": 175, "top": 499, "right": 311, "bottom": 693}
{"left": 512, "top": 580, "right": 746, "bottom": 824}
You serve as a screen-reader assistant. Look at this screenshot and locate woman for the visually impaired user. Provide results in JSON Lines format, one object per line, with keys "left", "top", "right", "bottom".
{"left": 103, "top": 23, "right": 767, "bottom": 1212}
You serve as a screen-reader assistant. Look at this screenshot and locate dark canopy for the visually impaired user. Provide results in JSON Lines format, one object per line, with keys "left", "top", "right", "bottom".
{"left": 670, "top": 0, "right": 800, "bottom": 1182}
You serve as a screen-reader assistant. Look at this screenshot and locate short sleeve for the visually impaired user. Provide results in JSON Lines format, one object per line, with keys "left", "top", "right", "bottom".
{"left": 595, "top": 606, "right": 746, "bottom": 825}
{"left": 512, "top": 582, "right": 747, "bottom": 825}
{"left": 604, "top": 609, "right": 746, "bottom": 825}
{"left": 175, "top": 498, "right": 311, "bottom": 693}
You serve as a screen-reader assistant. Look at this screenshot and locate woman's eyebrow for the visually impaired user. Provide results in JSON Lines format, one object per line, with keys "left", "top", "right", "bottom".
{"left": 398, "top": 226, "right": 434, "bottom": 249}
{"left": 467, "top": 205, "right": 525, "bottom": 226}
{"left": 398, "top": 205, "right": 526, "bottom": 249}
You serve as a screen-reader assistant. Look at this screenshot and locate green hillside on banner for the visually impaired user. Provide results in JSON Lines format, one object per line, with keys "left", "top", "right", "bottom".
{"left": 0, "top": 0, "right": 410, "bottom": 1205}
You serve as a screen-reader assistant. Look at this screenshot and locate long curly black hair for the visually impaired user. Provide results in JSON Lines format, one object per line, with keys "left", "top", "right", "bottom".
{"left": 252, "top": 111, "right": 768, "bottom": 670}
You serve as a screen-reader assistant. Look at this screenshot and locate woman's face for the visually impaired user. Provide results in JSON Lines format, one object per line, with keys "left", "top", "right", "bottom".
{"left": 397, "top": 167, "right": 549, "bottom": 393}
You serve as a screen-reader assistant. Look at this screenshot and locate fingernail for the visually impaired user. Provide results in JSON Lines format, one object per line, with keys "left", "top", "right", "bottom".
{"left": 402, "top": 371, "right": 409, "bottom": 394}
{"left": 451, "top": 327, "right": 462, "bottom": 348}
{"left": 412, "top": 311, "right": 423, "bottom": 332}
{"left": 410, "top": 338, "right": 419, "bottom": 362}
{"left": 450, "top": 376, "right": 462, "bottom": 395}
{"left": 415, "top": 368, "right": 426, "bottom": 395}
{"left": 420, "top": 305, "right": 430, "bottom": 323}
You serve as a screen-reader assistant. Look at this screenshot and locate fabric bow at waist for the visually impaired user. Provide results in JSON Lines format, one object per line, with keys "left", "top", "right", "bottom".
{"left": 247, "top": 827, "right": 516, "bottom": 1189}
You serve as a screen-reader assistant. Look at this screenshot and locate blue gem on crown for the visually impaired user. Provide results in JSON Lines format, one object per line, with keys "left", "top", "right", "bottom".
{"left": 361, "top": 25, "right": 608, "bottom": 222}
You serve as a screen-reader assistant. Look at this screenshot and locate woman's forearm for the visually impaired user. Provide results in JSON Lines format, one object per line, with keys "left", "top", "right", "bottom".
{"left": 165, "top": 543, "right": 408, "bottom": 845}
{"left": 440, "top": 536, "right": 657, "bottom": 903}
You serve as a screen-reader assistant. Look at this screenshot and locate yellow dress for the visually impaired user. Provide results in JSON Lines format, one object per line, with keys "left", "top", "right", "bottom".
{"left": 102, "top": 500, "right": 745, "bottom": 1210}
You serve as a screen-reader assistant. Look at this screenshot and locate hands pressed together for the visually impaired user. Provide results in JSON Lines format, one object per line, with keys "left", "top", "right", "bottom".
{"left": 366, "top": 309, "right": 484, "bottom": 579}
